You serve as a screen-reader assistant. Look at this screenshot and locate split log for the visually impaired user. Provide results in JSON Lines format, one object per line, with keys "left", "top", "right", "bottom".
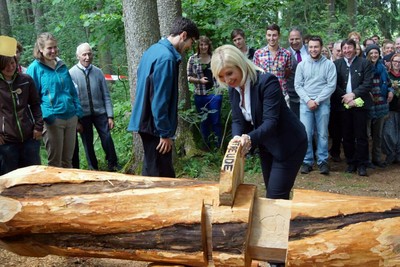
{"left": 0, "top": 137, "right": 399, "bottom": 267}
{"left": 287, "top": 189, "right": 400, "bottom": 266}
{"left": 0, "top": 165, "right": 256, "bottom": 267}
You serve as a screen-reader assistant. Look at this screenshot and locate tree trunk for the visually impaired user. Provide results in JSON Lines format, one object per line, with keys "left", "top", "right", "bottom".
{"left": 327, "top": 0, "right": 335, "bottom": 38}
{"left": 31, "top": 0, "right": 44, "bottom": 33}
{"left": 0, "top": 165, "right": 256, "bottom": 267}
{"left": 0, "top": 0, "right": 12, "bottom": 35}
{"left": 347, "top": 0, "right": 357, "bottom": 29}
{"left": 122, "top": 0, "right": 160, "bottom": 173}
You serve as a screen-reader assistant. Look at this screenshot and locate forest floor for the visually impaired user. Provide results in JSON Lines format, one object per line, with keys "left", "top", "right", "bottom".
{"left": 0, "top": 155, "right": 399, "bottom": 266}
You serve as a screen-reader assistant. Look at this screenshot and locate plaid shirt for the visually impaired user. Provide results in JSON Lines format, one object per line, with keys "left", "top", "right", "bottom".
{"left": 187, "top": 54, "right": 217, "bottom": 95}
{"left": 253, "top": 46, "right": 292, "bottom": 94}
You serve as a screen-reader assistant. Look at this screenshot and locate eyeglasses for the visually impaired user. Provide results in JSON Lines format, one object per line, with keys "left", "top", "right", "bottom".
{"left": 392, "top": 60, "right": 400, "bottom": 64}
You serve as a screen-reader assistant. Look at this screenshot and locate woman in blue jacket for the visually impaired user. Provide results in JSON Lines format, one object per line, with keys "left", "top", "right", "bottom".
{"left": 210, "top": 45, "right": 307, "bottom": 200}
{"left": 27, "top": 32, "right": 82, "bottom": 168}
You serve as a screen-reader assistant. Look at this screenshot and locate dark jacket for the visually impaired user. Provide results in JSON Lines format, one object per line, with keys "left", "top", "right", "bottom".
{"left": 229, "top": 72, "right": 307, "bottom": 161}
{"left": 332, "top": 56, "right": 374, "bottom": 111}
{"left": 0, "top": 72, "right": 43, "bottom": 143}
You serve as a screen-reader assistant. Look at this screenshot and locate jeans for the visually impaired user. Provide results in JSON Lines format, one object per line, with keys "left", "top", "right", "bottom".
{"left": 79, "top": 113, "right": 118, "bottom": 170}
{"left": 0, "top": 138, "right": 41, "bottom": 175}
{"left": 194, "top": 94, "right": 222, "bottom": 147}
{"left": 300, "top": 101, "right": 330, "bottom": 165}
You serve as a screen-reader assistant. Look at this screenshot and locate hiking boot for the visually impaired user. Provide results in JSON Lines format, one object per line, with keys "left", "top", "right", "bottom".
{"left": 300, "top": 164, "right": 313, "bottom": 174}
{"left": 318, "top": 162, "right": 330, "bottom": 175}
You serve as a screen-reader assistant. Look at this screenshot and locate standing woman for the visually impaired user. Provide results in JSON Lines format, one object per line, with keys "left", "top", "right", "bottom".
{"left": 382, "top": 53, "right": 400, "bottom": 164}
{"left": 27, "top": 32, "right": 82, "bottom": 168}
{"left": 0, "top": 36, "right": 43, "bottom": 175}
{"left": 365, "top": 44, "right": 393, "bottom": 167}
{"left": 187, "top": 36, "right": 222, "bottom": 148}
{"left": 210, "top": 44, "right": 307, "bottom": 200}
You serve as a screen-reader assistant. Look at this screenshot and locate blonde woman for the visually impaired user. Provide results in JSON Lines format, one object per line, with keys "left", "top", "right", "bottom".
{"left": 210, "top": 44, "right": 307, "bottom": 200}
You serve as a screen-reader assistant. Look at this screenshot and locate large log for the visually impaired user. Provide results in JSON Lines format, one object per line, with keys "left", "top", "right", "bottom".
{"left": 287, "top": 189, "right": 400, "bottom": 266}
{"left": 0, "top": 165, "right": 256, "bottom": 267}
{"left": 0, "top": 138, "right": 399, "bottom": 266}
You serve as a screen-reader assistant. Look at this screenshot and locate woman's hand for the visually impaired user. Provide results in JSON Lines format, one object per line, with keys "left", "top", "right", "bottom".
{"left": 234, "top": 134, "right": 252, "bottom": 157}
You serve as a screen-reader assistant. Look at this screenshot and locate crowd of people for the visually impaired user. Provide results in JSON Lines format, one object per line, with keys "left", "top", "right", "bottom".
{"left": 193, "top": 24, "right": 400, "bottom": 179}
{"left": 0, "top": 33, "right": 120, "bottom": 175}
{"left": 2, "top": 18, "right": 400, "bottom": 201}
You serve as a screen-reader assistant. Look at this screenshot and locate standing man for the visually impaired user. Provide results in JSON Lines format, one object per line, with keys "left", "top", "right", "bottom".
{"left": 331, "top": 41, "right": 343, "bottom": 61}
{"left": 286, "top": 27, "right": 309, "bottom": 117}
{"left": 70, "top": 43, "right": 120, "bottom": 171}
{"left": 333, "top": 39, "right": 373, "bottom": 176}
{"left": 231, "top": 29, "right": 256, "bottom": 60}
{"left": 253, "top": 23, "right": 292, "bottom": 100}
{"left": 295, "top": 36, "right": 337, "bottom": 175}
{"left": 128, "top": 17, "right": 199, "bottom": 178}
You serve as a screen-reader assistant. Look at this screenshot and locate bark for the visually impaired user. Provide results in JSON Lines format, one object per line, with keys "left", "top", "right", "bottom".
{"left": 347, "top": 0, "right": 357, "bottom": 29}
{"left": 0, "top": 0, "right": 12, "bottom": 35}
{"left": 0, "top": 165, "right": 256, "bottom": 267}
{"left": 122, "top": 0, "right": 160, "bottom": 173}
{"left": 31, "top": 0, "right": 43, "bottom": 33}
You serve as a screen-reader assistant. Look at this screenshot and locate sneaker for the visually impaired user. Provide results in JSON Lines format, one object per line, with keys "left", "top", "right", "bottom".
{"left": 318, "top": 162, "right": 330, "bottom": 175}
{"left": 300, "top": 164, "right": 313, "bottom": 174}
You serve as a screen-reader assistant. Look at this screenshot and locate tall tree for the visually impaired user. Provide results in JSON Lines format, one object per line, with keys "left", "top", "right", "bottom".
{"left": 347, "top": 0, "right": 357, "bottom": 29}
{"left": 31, "top": 0, "right": 44, "bottom": 33}
{"left": 122, "top": 0, "right": 160, "bottom": 173}
{"left": 0, "top": 0, "right": 12, "bottom": 35}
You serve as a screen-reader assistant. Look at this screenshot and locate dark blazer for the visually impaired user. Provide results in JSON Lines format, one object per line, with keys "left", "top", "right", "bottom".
{"left": 332, "top": 56, "right": 373, "bottom": 111}
{"left": 229, "top": 72, "right": 307, "bottom": 161}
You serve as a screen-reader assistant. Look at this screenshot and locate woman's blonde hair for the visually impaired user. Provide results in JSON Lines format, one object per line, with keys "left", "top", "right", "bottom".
{"left": 33, "top": 32, "right": 58, "bottom": 61}
{"left": 210, "top": 44, "right": 262, "bottom": 88}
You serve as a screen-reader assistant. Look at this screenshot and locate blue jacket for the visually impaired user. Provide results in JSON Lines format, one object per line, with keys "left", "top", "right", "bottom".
{"left": 128, "top": 38, "right": 181, "bottom": 138}
{"left": 27, "top": 59, "right": 82, "bottom": 124}
{"left": 230, "top": 73, "right": 307, "bottom": 161}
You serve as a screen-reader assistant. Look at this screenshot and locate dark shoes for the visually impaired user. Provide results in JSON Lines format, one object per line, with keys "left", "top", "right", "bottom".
{"left": 372, "top": 161, "right": 386, "bottom": 168}
{"left": 318, "top": 162, "right": 330, "bottom": 175}
{"left": 345, "top": 164, "right": 357, "bottom": 173}
{"left": 300, "top": 164, "right": 313, "bottom": 174}
{"left": 357, "top": 165, "right": 368, "bottom": 176}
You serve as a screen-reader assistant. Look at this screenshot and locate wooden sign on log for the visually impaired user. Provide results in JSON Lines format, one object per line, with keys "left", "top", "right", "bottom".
{"left": 219, "top": 139, "right": 244, "bottom": 206}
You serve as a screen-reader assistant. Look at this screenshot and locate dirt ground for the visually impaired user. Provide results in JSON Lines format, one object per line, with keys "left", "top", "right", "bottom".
{"left": 0, "top": 158, "right": 398, "bottom": 266}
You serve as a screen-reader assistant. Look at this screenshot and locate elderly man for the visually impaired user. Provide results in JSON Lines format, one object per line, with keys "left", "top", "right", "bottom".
{"left": 70, "top": 43, "right": 120, "bottom": 172}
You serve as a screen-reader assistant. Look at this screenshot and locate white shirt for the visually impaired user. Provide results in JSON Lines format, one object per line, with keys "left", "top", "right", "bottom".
{"left": 234, "top": 78, "right": 253, "bottom": 124}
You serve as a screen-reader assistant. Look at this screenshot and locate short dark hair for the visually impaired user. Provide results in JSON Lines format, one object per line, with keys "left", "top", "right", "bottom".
{"left": 231, "top": 29, "right": 245, "bottom": 40}
{"left": 0, "top": 55, "right": 16, "bottom": 71}
{"left": 341, "top": 39, "right": 357, "bottom": 49}
{"left": 309, "top": 36, "right": 323, "bottom": 46}
{"left": 266, "top": 23, "right": 280, "bottom": 35}
{"left": 169, "top": 17, "right": 200, "bottom": 40}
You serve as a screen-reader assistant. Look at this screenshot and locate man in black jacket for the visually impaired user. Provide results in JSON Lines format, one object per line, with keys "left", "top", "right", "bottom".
{"left": 333, "top": 39, "right": 373, "bottom": 176}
